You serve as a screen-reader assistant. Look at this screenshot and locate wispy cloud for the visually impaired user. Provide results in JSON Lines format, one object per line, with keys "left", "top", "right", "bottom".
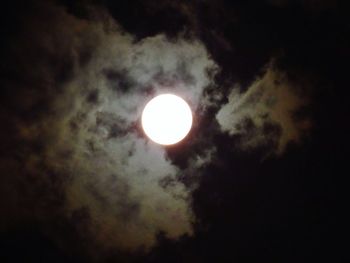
{"left": 216, "top": 63, "right": 311, "bottom": 155}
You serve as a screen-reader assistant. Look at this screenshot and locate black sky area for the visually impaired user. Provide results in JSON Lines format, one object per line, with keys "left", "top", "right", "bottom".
{"left": 0, "top": 0, "right": 349, "bottom": 262}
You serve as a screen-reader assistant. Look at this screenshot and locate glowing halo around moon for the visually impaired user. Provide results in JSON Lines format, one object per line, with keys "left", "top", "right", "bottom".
{"left": 141, "top": 94, "right": 193, "bottom": 145}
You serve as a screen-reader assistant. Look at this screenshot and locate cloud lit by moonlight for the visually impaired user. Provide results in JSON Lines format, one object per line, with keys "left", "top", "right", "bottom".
{"left": 0, "top": 0, "right": 312, "bottom": 258}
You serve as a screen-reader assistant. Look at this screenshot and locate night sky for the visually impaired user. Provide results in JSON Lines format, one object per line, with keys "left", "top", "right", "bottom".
{"left": 0, "top": 0, "right": 349, "bottom": 262}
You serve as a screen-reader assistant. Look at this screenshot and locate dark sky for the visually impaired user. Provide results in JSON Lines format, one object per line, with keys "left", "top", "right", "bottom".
{"left": 0, "top": 0, "right": 349, "bottom": 262}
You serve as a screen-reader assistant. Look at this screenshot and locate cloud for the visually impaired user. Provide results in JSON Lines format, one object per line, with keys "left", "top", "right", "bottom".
{"left": 216, "top": 63, "right": 311, "bottom": 154}
{"left": 0, "top": 1, "right": 317, "bottom": 260}
{"left": 0, "top": 0, "right": 218, "bottom": 256}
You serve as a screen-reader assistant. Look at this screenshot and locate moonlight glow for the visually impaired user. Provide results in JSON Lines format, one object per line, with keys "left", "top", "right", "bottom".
{"left": 142, "top": 94, "right": 193, "bottom": 145}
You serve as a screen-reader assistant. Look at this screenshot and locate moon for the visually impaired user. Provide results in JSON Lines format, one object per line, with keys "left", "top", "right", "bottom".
{"left": 142, "top": 94, "right": 193, "bottom": 145}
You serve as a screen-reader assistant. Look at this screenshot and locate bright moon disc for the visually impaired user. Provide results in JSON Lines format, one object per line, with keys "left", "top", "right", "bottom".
{"left": 142, "top": 94, "right": 193, "bottom": 145}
